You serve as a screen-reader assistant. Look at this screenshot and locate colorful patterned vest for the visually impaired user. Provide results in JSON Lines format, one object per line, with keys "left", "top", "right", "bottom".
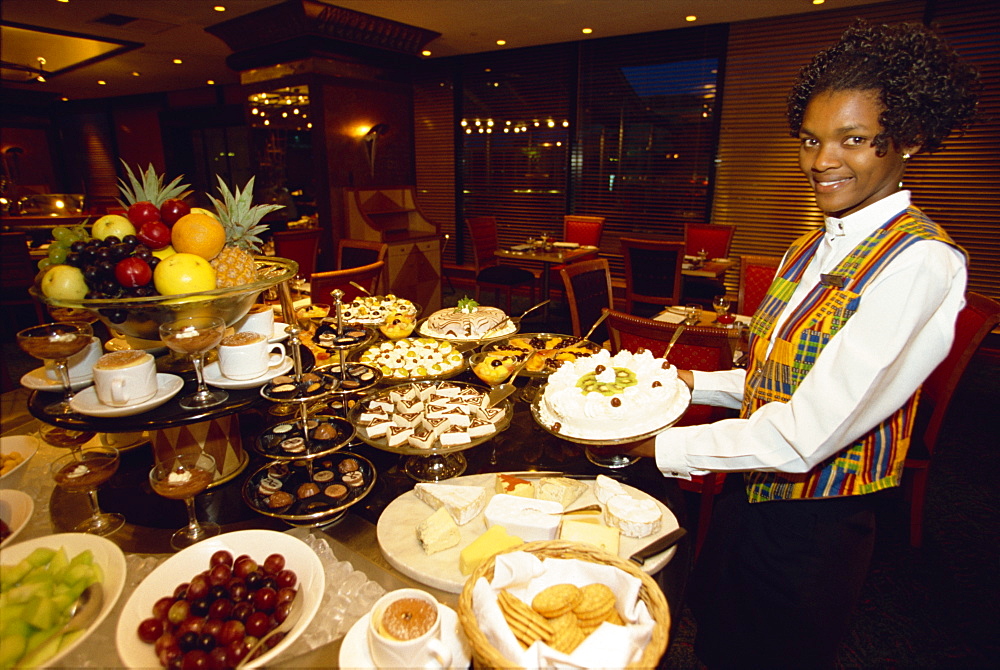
{"left": 741, "top": 206, "right": 961, "bottom": 502}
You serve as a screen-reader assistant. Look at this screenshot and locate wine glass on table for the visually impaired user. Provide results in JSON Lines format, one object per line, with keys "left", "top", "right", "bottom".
{"left": 149, "top": 451, "right": 219, "bottom": 550}
{"left": 16, "top": 321, "right": 93, "bottom": 415}
{"left": 160, "top": 316, "right": 227, "bottom": 410}
{"left": 50, "top": 445, "right": 124, "bottom": 535}
{"left": 713, "top": 294, "right": 735, "bottom": 326}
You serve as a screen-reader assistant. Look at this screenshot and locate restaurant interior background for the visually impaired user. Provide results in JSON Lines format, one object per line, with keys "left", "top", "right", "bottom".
{"left": 1, "top": 0, "right": 997, "bottom": 310}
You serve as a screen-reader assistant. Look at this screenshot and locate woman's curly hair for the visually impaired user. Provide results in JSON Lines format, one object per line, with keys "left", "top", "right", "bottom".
{"left": 787, "top": 19, "right": 980, "bottom": 155}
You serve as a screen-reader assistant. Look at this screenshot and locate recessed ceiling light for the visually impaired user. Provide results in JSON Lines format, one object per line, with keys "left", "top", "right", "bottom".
{"left": 496, "top": 39, "right": 506, "bottom": 46}
{"left": 97, "top": 80, "right": 106, "bottom": 85}
{"left": 421, "top": 49, "right": 432, "bottom": 56}
{"left": 813, "top": 0, "right": 825, "bottom": 5}
{"left": 207, "top": 79, "right": 215, "bottom": 85}
{"left": 131, "top": 71, "right": 140, "bottom": 76}
{"left": 582, "top": 28, "right": 593, "bottom": 34}
{"left": 214, "top": 5, "right": 226, "bottom": 11}
{"left": 686, "top": 15, "right": 697, "bottom": 22}
{"left": 172, "top": 58, "right": 183, "bottom": 64}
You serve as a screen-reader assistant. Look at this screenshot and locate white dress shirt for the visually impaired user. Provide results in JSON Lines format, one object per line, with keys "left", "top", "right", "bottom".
{"left": 654, "top": 191, "right": 967, "bottom": 479}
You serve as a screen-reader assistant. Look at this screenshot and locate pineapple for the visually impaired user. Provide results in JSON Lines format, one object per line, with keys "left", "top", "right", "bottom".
{"left": 116, "top": 161, "right": 191, "bottom": 210}
{"left": 208, "top": 176, "right": 284, "bottom": 287}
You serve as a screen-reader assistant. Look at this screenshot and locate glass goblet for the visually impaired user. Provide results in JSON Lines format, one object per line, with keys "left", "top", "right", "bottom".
{"left": 160, "top": 316, "right": 228, "bottom": 410}
{"left": 16, "top": 321, "right": 93, "bottom": 415}
{"left": 584, "top": 444, "right": 641, "bottom": 469}
{"left": 149, "top": 451, "right": 219, "bottom": 551}
{"left": 713, "top": 294, "right": 735, "bottom": 326}
{"left": 50, "top": 446, "right": 125, "bottom": 536}
{"left": 38, "top": 424, "right": 96, "bottom": 452}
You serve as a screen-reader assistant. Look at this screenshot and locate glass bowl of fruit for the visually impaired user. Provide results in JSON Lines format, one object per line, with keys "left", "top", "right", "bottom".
{"left": 30, "top": 167, "right": 296, "bottom": 341}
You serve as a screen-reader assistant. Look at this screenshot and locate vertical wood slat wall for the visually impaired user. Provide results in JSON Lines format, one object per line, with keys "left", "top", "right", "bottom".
{"left": 414, "top": 0, "right": 1000, "bottom": 301}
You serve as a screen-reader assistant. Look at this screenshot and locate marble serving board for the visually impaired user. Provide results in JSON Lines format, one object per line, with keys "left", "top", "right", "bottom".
{"left": 376, "top": 472, "right": 679, "bottom": 594}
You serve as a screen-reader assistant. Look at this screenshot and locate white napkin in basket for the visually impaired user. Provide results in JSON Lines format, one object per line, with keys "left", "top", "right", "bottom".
{"left": 472, "top": 552, "right": 655, "bottom": 669}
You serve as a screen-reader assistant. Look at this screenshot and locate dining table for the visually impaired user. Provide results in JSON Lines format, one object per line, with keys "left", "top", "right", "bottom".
{"left": 681, "top": 255, "right": 734, "bottom": 280}
{"left": 0, "top": 339, "right": 693, "bottom": 668}
{"left": 494, "top": 244, "right": 598, "bottom": 318}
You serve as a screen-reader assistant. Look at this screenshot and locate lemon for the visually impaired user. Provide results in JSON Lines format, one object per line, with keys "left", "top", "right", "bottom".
{"left": 153, "top": 252, "right": 217, "bottom": 295}
{"left": 152, "top": 245, "right": 177, "bottom": 260}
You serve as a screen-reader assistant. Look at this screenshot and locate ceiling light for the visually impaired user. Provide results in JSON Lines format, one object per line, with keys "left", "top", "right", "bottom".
{"left": 97, "top": 80, "right": 106, "bottom": 85}
{"left": 582, "top": 28, "right": 593, "bottom": 34}
{"left": 421, "top": 50, "right": 431, "bottom": 56}
{"left": 214, "top": 5, "right": 226, "bottom": 11}
{"left": 172, "top": 58, "right": 183, "bottom": 64}
{"left": 813, "top": 0, "right": 825, "bottom": 4}
{"left": 131, "top": 71, "right": 140, "bottom": 76}
{"left": 686, "top": 16, "right": 697, "bottom": 22}
{"left": 206, "top": 79, "right": 215, "bottom": 85}
{"left": 496, "top": 39, "right": 506, "bottom": 46}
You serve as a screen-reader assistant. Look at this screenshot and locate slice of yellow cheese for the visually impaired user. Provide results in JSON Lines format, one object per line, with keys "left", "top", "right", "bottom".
{"left": 559, "top": 517, "right": 621, "bottom": 555}
{"left": 459, "top": 525, "right": 523, "bottom": 575}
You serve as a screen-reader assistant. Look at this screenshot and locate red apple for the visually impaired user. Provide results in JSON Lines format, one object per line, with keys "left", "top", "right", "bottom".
{"left": 137, "top": 220, "right": 171, "bottom": 250}
{"left": 127, "top": 201, "right": 160, "bottom": 227}
{"left": 160, "top": 198, "right": 191, "bottom": 226}
{"left": 115, "top": 256, "right": 152, "bottom": 287}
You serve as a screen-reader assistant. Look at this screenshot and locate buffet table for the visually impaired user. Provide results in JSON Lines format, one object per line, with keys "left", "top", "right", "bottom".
{"left": 1, "top": 359, "right": 693, "bottom": 667}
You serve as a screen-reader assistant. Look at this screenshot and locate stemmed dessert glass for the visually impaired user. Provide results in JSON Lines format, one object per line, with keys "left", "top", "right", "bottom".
{"left": 16, "top": 321, "right": 93, "bottom": 415}
{"left": 160, "top": 316, "right": 228, "bottom": 410}
{"left": 149, "top": 451, "right": 219, "bottom": 550}
{"left": 713, "top": 294, "right": 735, "bottom": 326}
{"left": 50, "top": 445, "right": 125, "bottom": 535}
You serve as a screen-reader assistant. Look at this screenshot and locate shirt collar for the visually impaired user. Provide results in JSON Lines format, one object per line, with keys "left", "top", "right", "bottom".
{"left": 824, "top": 191, "right": 912, "bottom": 239}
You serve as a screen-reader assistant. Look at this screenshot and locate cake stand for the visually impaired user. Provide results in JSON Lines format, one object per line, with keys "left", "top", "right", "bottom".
{"left": 529, "top": 381, "right": 691, "bottom": 468}
{"left": 347, "top": 380, "right": 514, "bottom": 481}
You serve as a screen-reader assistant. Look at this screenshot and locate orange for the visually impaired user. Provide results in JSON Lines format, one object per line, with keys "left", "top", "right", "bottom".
{"left": 171, "top": 213, "right": 226, "bottom": 260}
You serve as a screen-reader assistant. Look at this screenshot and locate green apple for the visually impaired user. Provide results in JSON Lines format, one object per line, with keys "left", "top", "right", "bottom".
{"left": 91, "top": 214, "right": 136, "bottom": 241}
{"left": 40, "top": 265, "right": 89, "bottom": 300}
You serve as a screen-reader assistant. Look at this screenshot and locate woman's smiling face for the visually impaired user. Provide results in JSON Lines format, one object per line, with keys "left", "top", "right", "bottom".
{"left": 798, "top": 89, "right": 911, "bottom": 218}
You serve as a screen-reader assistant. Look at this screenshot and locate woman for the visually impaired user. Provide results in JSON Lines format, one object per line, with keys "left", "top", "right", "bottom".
{"left": 624, "top": 20, "right": 979, "bottom": 668}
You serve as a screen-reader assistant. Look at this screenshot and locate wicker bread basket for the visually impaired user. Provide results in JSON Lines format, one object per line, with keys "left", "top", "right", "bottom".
{"left": 457, "top": 540, "right": 670, "bottom": 669}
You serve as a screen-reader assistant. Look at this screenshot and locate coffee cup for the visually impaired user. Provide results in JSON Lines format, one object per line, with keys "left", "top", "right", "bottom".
{"left": 217, "top": 332, "right": 286, "bottom": 381}
{"left": 235, "top": 303, "right": 275, "bottom": 338}
{"left": 368, "top": 589, "right": 452, "bottom": 669}
{"left": 92, "top": 350, "right": 158, "bottom": 407}
{"left": 45, "top": 336, "right": 102, "bottom": 381}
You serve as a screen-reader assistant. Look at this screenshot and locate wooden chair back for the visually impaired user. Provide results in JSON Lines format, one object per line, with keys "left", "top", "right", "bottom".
{"left": 619, "top": 237, "right": 685, "bottom": 315}
{"left": 309, "top": 261, "right": 385, "bottom": 305}
{"left": 560, "top": 258, "right": 613, "bottom": 341}
{"left": 737, "top": 254, "right": 782, "bottom": 316}
{"left": 466, "top": 216, "right": 501, "bottom": 272}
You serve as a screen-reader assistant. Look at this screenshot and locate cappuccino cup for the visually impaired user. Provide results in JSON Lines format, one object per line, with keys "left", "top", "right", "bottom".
{"left": 92, "top": 350, "right": 158, "bottom": 407}
{"left": 45, "top": 337, "right": 102, "bottom": 381}
{"left": 217, "top": 332, "right": 286, "bottom": 381}
{"left": 368, "top": 589, "right": 452, "bottom": 670}
{"left": 235, "top": 303, "right": 275, "bottom": 338}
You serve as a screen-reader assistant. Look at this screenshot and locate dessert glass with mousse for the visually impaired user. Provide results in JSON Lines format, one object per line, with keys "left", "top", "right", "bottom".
{"left": 149, "top": 451, "right": 218, "bottom": 550}
{"left": 50, "top": 445, "right": 124, "bottom": 535}
{"left": 17, "top": 321, "right": 94, "bottom": 415}
{"left": 160, "top": 316, "right": 227, "bottom": 410}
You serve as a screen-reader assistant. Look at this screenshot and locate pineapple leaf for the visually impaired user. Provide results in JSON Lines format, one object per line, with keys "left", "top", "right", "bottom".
{"left": 116, "top": 161, "right": 191, "bottom": 208}
{"left": 209, "top": 175, "right": 284, "bottom": 252}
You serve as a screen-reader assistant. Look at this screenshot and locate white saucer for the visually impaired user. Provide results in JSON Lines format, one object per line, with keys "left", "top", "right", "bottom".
{"left": 270, "top": 322, "right": 291, "bottom": 343}
{"left": 20, "top": 367, "right": 94, "bottom": 392}
{"left": 202, "top": 357, "right": 294, "bottom": 390}
{"left": 339, "top": 604, "right": 471, "bottom": 670}
{"left": 69, "top": 374, "right": 183, "bottom": 417}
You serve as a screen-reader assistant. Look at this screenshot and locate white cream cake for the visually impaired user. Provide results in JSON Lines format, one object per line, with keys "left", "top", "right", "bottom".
{"left": 420, "top": 301, "right": 515, "bottom": 340}
{"left": 537, "top": 349, "right": 687, "bottom": 440}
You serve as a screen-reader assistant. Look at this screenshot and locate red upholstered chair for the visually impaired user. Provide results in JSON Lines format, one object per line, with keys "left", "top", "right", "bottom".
{"left": 605, "top": 308, "right": 738, "bottom": 555}
{"left": 559, "top": 258, "right": 613, "bottom": 342}
{"left": 737, "top": 254, "right": 782, "bottom": 317}
{"left": 337, "top": 239, "right": 388, "bottom": 293}
{"left": 904, "top": 292, "right": 1000, "bottom": 547}
{"left": 684, "top": 223, "right": 734, "bottom": 259}
{"left": 310, "top": 261, "right": 385, "bottom": 305}
{"left": 466, "top": 216, "right": 535, "bottom": 312}
{"left": 272, "top": 228, "right": 321, "bottom": 278}
{"left": 619, "top": 237, "right": 685, "bottom": 318}
{"left": 549, "top": 215, "right": 605, "bottom": 287}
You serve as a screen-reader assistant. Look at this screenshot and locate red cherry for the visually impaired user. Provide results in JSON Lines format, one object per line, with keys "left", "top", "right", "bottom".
{"left": 160, "top": 199, "right": 191, "bottom": 226}
{"left": 127, "top": 201, "right": 160, "bottom": 227}
{"left": 115, "top": 256, "right": 152, "bottom": 287}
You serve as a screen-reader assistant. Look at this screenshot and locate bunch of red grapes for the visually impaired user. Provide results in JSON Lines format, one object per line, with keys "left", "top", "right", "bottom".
{"left": 137, "top": 550, "right": 299, "bottom": 670}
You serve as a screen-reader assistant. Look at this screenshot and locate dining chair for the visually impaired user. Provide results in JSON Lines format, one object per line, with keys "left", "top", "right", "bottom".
{"left": 619, "top": 237, "right": 685, "bottom": 318}
{"left": 549, "top": 215, "right": 606, "bottom": 289}
{"left": 559, "top": 258, "right": 613, "bottom": 343}
{"left": 904, "top": 292, "right": 1000, "bottom": 548}
{"left": 605, "top": 308, "right": 739, "bottom": 556}
{"left": 309, "top": 260, "right": 385, "bottom": 305}
{"left": 466, "top": 216, "right": 536, "bottom": 313}
{"left": 0, "top": 231, "right": 47, "bottom": 330}
{"left": 272, "top": 228, "right": 322, "bottom": 279}
{"left": 737, "top": 254, "right": 783, "bottom": 317}
{"left": 337, "top": 238, "right": 388, "bottom": 270}
{"left": 684, "top": 223, "right": 734, "bottom": 259}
